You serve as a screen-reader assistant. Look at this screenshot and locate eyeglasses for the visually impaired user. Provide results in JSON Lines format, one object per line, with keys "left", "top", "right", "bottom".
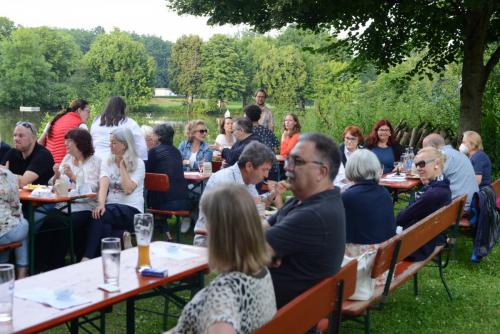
{"left": 415, "top": 159, "right": 435, "bottom": 168}
{"left": 16, "top": 121, "right": 36, "bottom": 134}
{"left": 344, "top": 136, "right": 358, "bottom": 142}
{"left": 377, "top": 128, "right": 391, "bottom": 133}
{"left": 285, "top": 156, "right": 324, "bottom": 168}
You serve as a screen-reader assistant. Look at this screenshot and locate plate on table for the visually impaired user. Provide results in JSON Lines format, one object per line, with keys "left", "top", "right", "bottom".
{"left": 22, "top": 184, "right": 49, "bottom": 192}
{"left": 406, "top": 174, "right": 420, "bottom": 180}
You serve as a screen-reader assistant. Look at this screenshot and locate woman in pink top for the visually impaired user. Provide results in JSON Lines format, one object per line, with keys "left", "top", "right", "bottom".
{"left": 39, "top": 99, "right": 91, "bottom": 163}
{"left": 280, "top": 113, "right": 301, "bottom": 157}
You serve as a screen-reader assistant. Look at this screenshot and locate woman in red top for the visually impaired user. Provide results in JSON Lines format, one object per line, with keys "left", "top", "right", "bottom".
{"left": 39, "top": 99, "right": 91, "bottom": 163}
{"left": 280, "top": 113, "right": 301, "bottom": 157}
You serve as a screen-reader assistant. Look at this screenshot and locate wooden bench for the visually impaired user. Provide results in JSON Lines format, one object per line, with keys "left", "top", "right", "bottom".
{"left": 341, "top": 195, "right": 466, "bottom": 334}
{"left": 0, "top": 241, "right": 22, "bottom": 253}
{"left": 459, "top": 178, "right": 500, "bottom": 229}
{"left": 253, "top": 260, "right": 357, "bottom": 334}
{"left": 144, "top": 173, "right": 191, "bottom": 242}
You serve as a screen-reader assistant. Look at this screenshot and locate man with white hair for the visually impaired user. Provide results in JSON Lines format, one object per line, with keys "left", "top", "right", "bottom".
{"left": 422, "top": 133, "right": 478, "bottom": 210}
{"left": 1, "top": 122, "right": 54, "bottom": 187}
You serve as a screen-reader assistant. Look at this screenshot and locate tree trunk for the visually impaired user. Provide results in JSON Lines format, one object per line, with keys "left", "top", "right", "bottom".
{"left": 459, "top": 9, "right": 490, "bottom": 135}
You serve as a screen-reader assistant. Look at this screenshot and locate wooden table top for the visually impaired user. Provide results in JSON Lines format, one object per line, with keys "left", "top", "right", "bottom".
{"left": 3, "top": 242, "right": 208, "bottom": 334}
{"left": 18, "top": 190, "right": 96, "bottom": 204}
{"left": 183, "top": 172, "right": 210, "bottom": 182}
{"left": 379, "top": 175, "right": 421, "bottom": 190}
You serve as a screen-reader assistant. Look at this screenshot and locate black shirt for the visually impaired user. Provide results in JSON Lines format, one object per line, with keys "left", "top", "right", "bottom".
{"left": 0, "top": 141, "right": 11, "bottom": 163}
{"left": 1, "top": 142, "right": 54, "bottom": 185}
{"left": 145, "top": 143, "right": 188, "bottom": 208}
{"left": 266, "top": 188, "right": 346, "bottom": 308}
{"left": 221, "top": 134, "right": 261, "bottom": 166}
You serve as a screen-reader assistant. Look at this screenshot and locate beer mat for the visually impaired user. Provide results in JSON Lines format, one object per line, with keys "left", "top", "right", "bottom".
{"left": 15, "top": 288, "right": 92, "bottom": 310}
{"left": 98, "top": 283, "right": 121, "bottom": 292}
{"left": 381, "top": 173, "right": 408, "bottom": 182}
{"left": 152, "top": 245, "right": 199, "bottom": 260}
{"left": 184, "top": 171, "right": 201, "bottom": 176}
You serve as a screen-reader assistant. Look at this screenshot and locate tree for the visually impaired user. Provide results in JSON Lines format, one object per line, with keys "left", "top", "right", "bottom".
{"left": 168, "top": 35, "right": 203, "bottom": 103}
{"left": 83, "top": 29, "right": 155, "bottom": 108}
{"left": 65, "top": 26, "right": 105, "bottom": 53}
{"left": 0, "top": 17, "right": 16, "bottom": 41}
{"left": 131, "top": 34, "right": 173, "bottom": 88}
{"left": 167, "top": 0, "right": 500, "bottom": 134}
{"left": 200, "top": 35, "right": 245, "bottom": 104}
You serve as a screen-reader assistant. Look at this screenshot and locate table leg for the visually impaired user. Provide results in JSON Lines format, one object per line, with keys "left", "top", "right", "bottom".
{"left": 70, "top": 318, "right": 79, "bottom": 334}
{"left": 27, "top": 203, "right": 35, "bottom": 275}
{"left": 126, "top": 298, "right": 136, "bottom": 334}
{"left": 67, "top": 201, "right": 75, "bottom": 264}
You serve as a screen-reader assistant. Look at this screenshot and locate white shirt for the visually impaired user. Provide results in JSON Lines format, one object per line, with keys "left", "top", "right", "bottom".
{"left": 215, "top": 134, "right": 236, "bottom": 148}
{"left": 52, "top": 154, "right": 101, "bottom": 212}
{"left": 90, "top": 116, "right": 148, "bottom": 162}
{"left": 100, "top": 158, "right": 145, "bottom": 213}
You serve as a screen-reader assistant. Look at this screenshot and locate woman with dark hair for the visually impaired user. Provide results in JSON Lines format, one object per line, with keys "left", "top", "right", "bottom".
{"left": 338, "top": 125, "right": 364, "bottom": 167}
{"left": 280, "top": 113, "right": 301, "bottom": 157}
{"left": 40, "top": 128, "right": 101, "bottom": 269}
{"left": 146, "top": 123, "right": 189, "bottom": 216}
{"left": 90, "top": 96, "right": 147, "bottom": 162}
{"left": 215, "top": 117, "right": 236, "bottom": 149}
{"left": 39, "top": 98, "right": 91, "bottom": 163}
{"left": 365, "top": 119, "right": 403, "bottom": 174}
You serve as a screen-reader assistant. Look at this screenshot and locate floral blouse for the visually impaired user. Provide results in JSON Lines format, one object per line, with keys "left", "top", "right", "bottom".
{"left": 0, "top": 167, "right": 23, "bottom": 238}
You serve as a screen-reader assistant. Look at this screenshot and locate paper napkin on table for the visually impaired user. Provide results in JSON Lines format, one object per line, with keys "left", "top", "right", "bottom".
{"left": 15, "top": 288, "right": 91, "bottom": 310}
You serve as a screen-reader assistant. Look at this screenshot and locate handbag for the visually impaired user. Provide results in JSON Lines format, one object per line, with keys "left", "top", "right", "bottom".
{"left": 342, "top": 243, "right": 378, "bottom": 301}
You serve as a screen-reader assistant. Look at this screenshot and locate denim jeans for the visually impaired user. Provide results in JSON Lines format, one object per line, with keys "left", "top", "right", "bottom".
{"left": 0, "top": 218, "right": 29, "bottom": 266}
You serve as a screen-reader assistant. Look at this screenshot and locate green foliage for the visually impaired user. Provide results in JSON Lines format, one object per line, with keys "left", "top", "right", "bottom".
{"left": 83, "top": 29, "right": 155, "bottom": 109}
{"left": 168, "top": 35, "right": 203, "bottom": 99}
{"left": 200, "top": 35, "right": 245, "bottom": 101}
{"left": 64, "top": 26, "right": 105, "bottom": 53}
{"left": 0, "top": 17, "right": 16, "bottom": 41}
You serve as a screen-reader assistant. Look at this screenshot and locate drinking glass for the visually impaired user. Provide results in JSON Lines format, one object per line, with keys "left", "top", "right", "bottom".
{"left": 393, "top": 161, "right": 402, "bottom": 175}
{"left": 0, "top": 264, "right": 15, "bottom": 322}
{"left": 134, "top": 213, "right": 154, "bottom": 271}
{"left": 101, "top": 238, "right": 121, "bottom": 287}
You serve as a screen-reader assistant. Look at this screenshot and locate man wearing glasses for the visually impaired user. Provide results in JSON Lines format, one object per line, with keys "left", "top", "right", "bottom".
{"left": 265, "top": 133, "right": 346, "bottom": 308}
{"left": 1, "top": 122, "right": 54, "bottom": 188}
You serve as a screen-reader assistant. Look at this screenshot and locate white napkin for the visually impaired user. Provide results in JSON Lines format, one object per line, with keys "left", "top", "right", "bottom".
{"left": 382, "top": 173, "right": 407, "bottom": 182}
{"left": 152, "top": 245, "right": 199, "bottom": 260}
{"left": 15, "top": 288, "right": 92, "bottom": 310}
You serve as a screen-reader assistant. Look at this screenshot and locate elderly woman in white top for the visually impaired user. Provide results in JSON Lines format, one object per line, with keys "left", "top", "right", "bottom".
{"left": 39, "top": 128, "right": 101, "bottom": 268}
{"left": 82, "top": 127, "right": 145, "bottom": 260}
{"left": 0, "top": 167, "right": 29, "bottom": 278}
{"left": 90, "top": 96, "right": 148, "bottom": 162}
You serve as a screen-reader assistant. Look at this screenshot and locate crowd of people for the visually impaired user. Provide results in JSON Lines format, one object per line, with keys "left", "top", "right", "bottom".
{"left": 0, "top": 88, "right": 495, "bottom": 332}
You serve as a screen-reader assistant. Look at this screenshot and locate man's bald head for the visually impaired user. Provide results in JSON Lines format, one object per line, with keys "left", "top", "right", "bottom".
{"left": 422, "top": 133, "right": 445, "bottom": 149}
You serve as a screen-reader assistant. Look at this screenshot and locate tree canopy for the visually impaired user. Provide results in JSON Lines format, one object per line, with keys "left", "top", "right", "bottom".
{"left": 167, "top": 0, "right": 500, "bottom": 133}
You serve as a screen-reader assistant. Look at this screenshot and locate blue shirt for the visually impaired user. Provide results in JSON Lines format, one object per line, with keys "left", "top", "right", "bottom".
{"left": 370, "top": 146, "right": 395, "bottom": 174}
{"left": 470, "top": 150, "right": 492, "bottom": 188}
{"left": 342, "top": 180, "right": 396, "bottom": 244}
{"left": 178, "top": 140, "right": 213, "bottom": 171}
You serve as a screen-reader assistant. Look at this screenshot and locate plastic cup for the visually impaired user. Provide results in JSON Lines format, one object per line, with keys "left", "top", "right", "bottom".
{"left": 101, "top": 238, "right": 121, "bottom": 287}
{"left": 0, "top": 264, "right": 15, "bottom": 322}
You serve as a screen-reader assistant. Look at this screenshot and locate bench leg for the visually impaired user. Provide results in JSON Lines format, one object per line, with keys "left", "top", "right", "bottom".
{"left": 413, "top": 273, "right": 418, "bottom": 296}
{"left": 364, "top": 310, "right": 371, "bottom": 334}
{"left": 437, "top": 253, "right": 453, "bottom": 301}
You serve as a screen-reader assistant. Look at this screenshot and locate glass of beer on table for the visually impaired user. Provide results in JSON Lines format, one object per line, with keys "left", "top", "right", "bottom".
{"left": 134, "top": 213, "right": 154, "bottom": 271}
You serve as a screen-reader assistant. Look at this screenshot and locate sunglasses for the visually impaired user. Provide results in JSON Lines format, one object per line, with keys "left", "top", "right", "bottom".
{"left": 16, "top": 121, "right": 36, "bottom": 135}
{"left": 195, "top": 129, "right": 208, "bottom": 134}
{"left": 414, "top": 159, "right": 435, "bottom": 168}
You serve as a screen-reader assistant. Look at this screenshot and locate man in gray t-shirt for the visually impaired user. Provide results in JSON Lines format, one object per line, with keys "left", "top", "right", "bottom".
{"left": 423, "top": 134, "right": 478, "bottom": 209}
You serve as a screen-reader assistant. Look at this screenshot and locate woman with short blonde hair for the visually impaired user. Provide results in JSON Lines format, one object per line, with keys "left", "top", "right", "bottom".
{"left": 170, "top": 185, "right": 276, "bottom": 334}
{"left": 178, "top": 119, "right": 213, "bottom": 171}
{"left": 460, "top": 131, "right": 491, "bottom": 188}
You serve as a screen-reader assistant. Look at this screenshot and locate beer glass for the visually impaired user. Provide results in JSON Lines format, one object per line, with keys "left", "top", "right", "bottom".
{"left": 101, "top": 238, "right": 121, "bottom": 287}
{"left": 0, "top": 264, "right": 14, "bottom": 322}
{"left": 134, "top": 213, "right": 154, "bottom": 271}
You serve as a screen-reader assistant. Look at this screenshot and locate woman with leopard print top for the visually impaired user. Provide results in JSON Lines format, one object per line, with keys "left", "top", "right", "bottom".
{"left": 168, "top": 185, "right": 277, "bottom": 334}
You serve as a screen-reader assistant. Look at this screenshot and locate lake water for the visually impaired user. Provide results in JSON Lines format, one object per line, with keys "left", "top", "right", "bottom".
{"left": 0, "top": 108, "right": 222, "bottom": 146}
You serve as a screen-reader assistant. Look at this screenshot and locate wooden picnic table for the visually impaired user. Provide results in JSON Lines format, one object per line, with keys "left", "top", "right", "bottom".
{"left": 19, "top": 189, "right": 96, "bottom": 274}
{"left": 6, "top": 241, "right": 208, "bottom": 334}
{"left": 379, "top": 174, "right": 421, "bottom": 203}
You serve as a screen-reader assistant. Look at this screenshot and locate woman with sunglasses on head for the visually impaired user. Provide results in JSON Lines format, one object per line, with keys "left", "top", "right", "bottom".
{"left": 178, "top": 120, "right": 213, "bottom": 171}
{"left": 39, "top": 98, "right": 91, "bottom": 164}
{"left": 365, "top": 120, "right": 403, "bottom": 174}
{"left": 396, "top": 147, "right": 451, "bottom": 261}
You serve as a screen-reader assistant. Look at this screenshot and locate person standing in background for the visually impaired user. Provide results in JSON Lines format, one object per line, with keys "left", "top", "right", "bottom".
{"left": 255, "top": 88, "right": 274, "bottom": 131}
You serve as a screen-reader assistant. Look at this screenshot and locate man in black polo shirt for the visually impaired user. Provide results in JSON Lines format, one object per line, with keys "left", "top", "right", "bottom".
{"left": 1, "top": 122, "right": 54, "bottom": 187}
{"left": 266, "top": 133, "right": 346, "bottom": 308}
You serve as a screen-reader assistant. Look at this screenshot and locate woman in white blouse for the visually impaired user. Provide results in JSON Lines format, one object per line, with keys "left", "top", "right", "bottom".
{"left": 82, "top": 127, "right": 145, "bottom": 260}
{"left": 42, "top": 128, "right": 101, "bottom": 267}
{"left": 169, "top": 185, "right": 276, "bottom": 334}
{"left": 215, "top": 117, "right": 236, "bottom": 149}
{"left": 90, "top": 96, "right": 148, "bottom": 162}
